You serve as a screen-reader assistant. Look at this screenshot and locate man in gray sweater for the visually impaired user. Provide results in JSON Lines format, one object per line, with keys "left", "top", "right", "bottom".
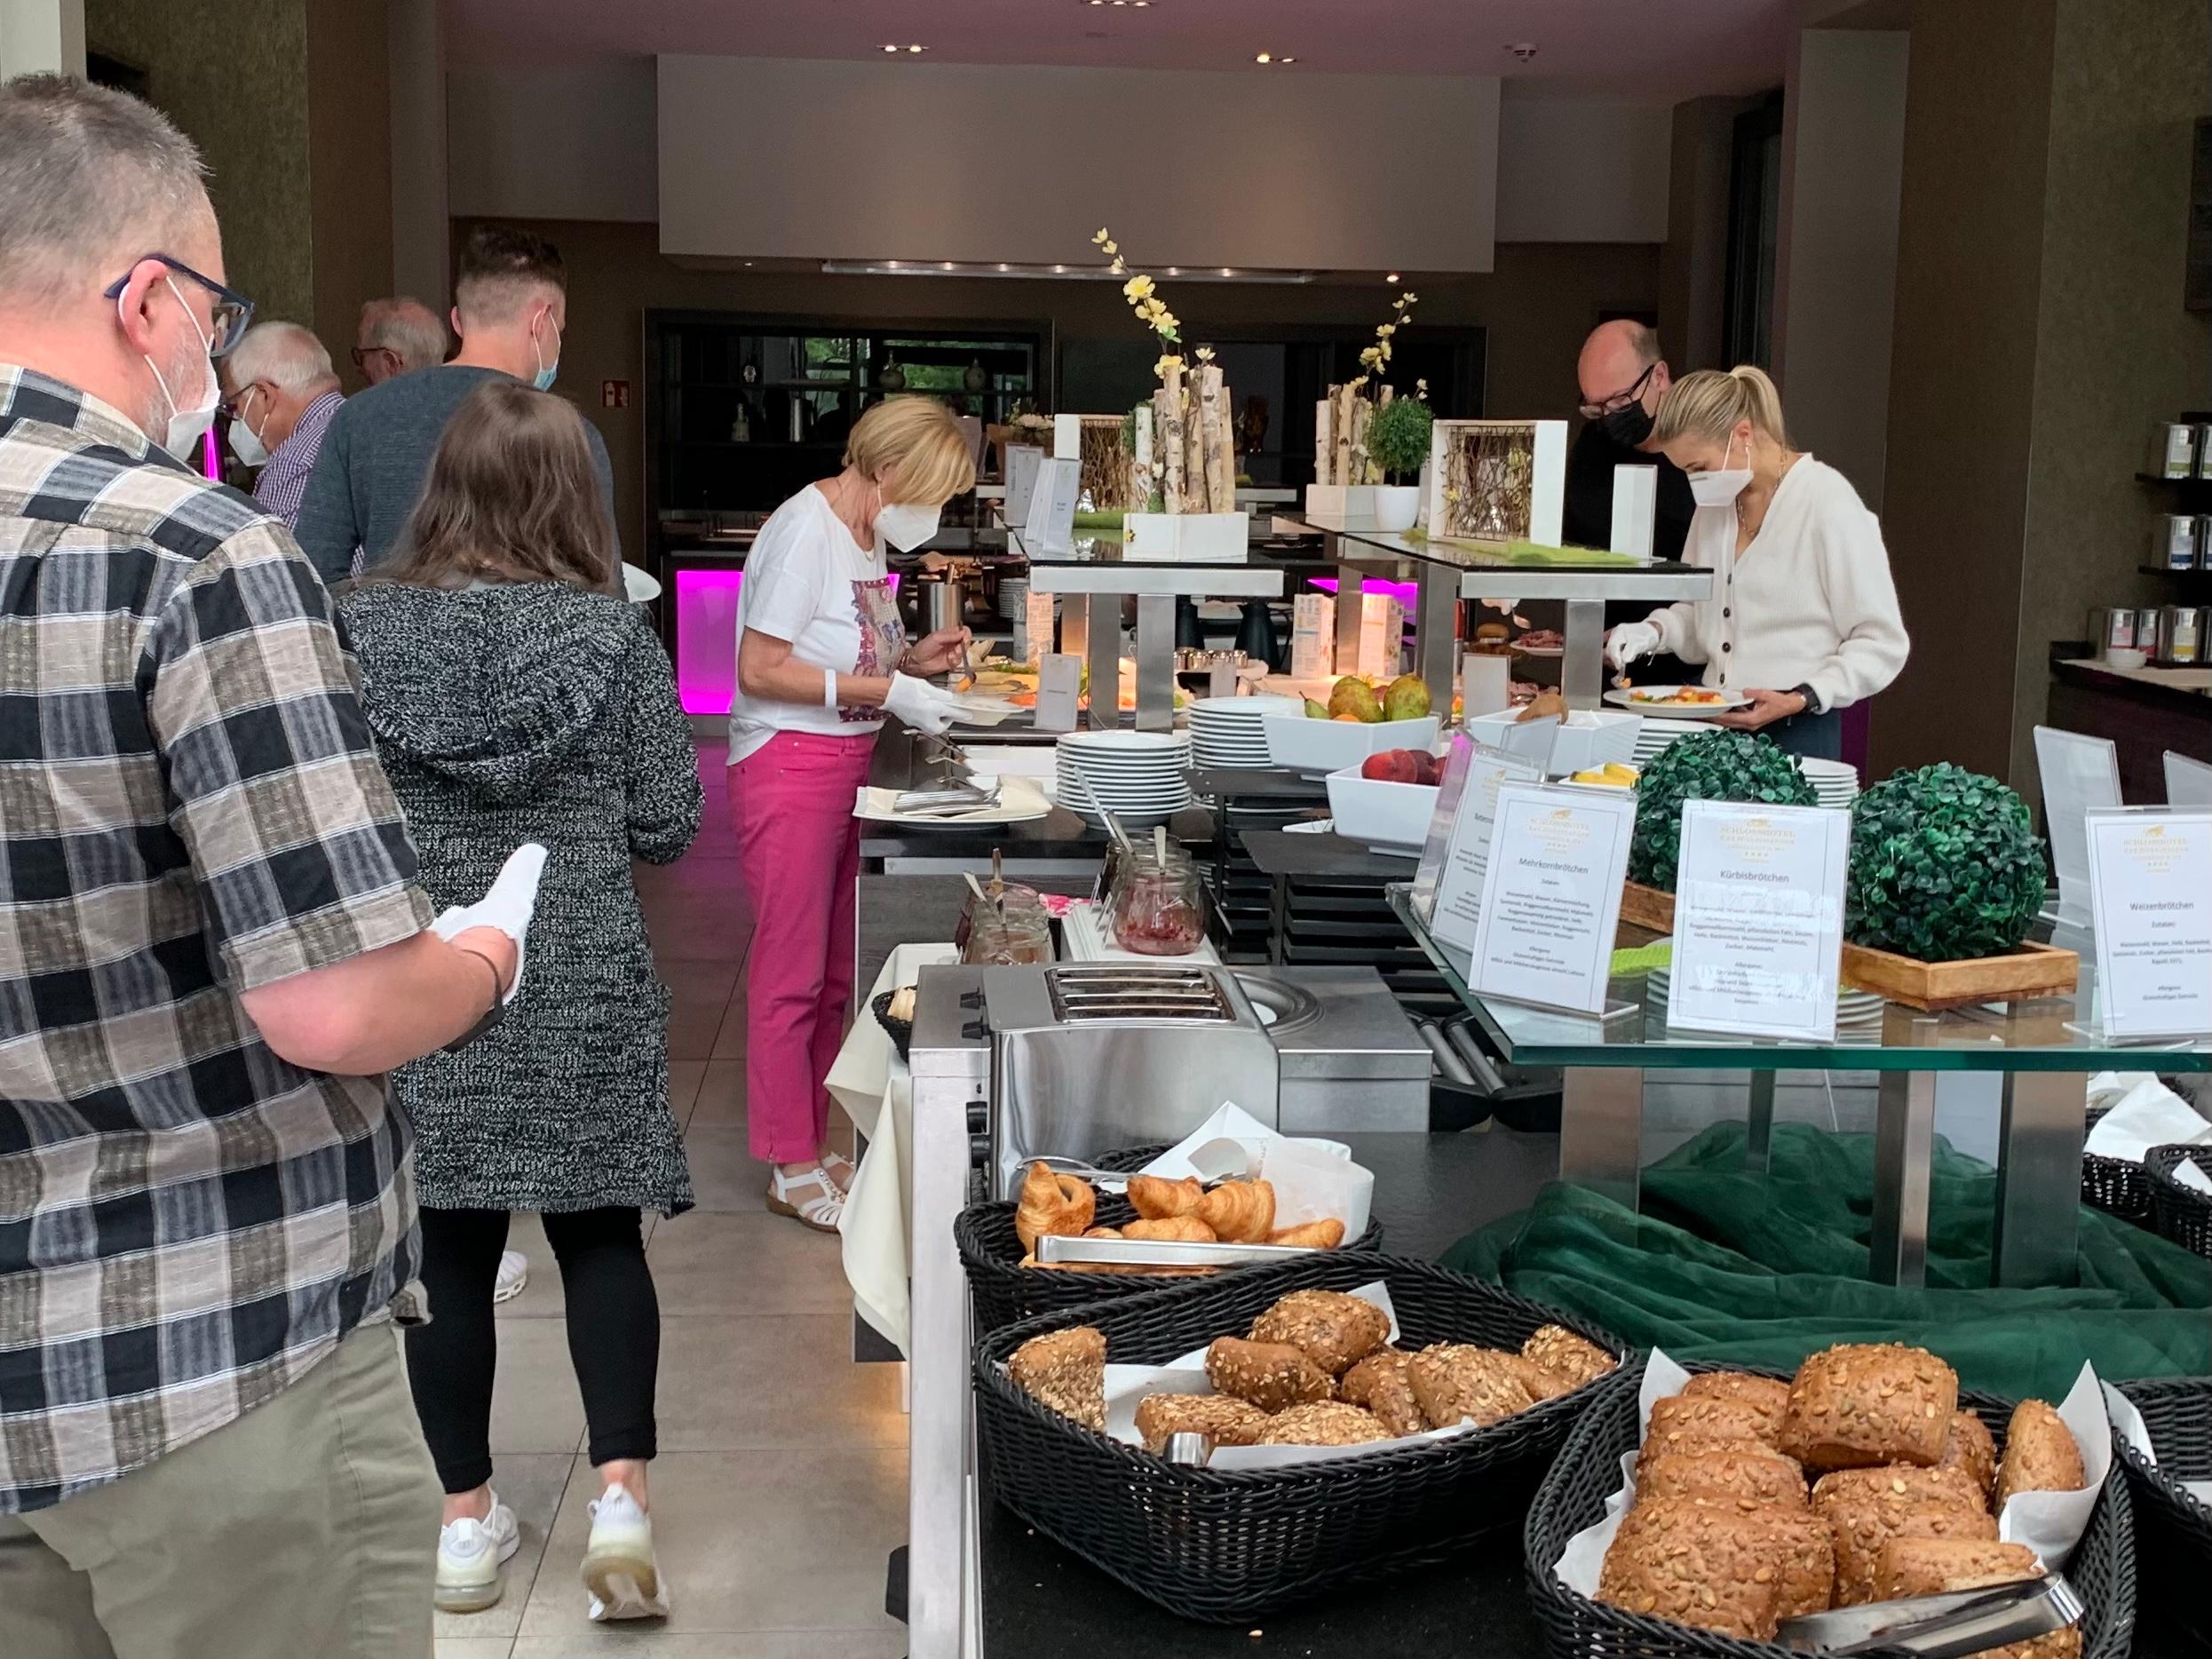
{"left": 295, "top": 226, "right": 616, "bottom": 587}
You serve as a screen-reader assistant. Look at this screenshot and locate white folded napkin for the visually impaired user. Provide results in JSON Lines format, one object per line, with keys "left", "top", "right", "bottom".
{"left": 431, "top": 843, "right": 546, "bottom": 1004}
{"left": 2084, "top": 1076, "right": 2212, "bottom": 1163}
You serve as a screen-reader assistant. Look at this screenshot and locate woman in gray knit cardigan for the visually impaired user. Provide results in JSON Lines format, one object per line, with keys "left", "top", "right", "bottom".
{"left": 337, "top": 378, "right": 702, "bottom": 1626}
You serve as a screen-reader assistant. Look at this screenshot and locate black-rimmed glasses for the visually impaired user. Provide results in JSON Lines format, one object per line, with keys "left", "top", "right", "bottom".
{"left": 1576, "top": 361, "right": 1655, "bottom": 423}
{"left": 103, "top": 254, "right": 256, "bottom": 357}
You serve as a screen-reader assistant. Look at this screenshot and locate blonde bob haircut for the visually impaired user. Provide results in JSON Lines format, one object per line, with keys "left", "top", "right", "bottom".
{"left": 845, "top": 396, "right": 978, "bottom": 506}
{"left": 1653, "top": 365, "right": 1791, "bottom": 452}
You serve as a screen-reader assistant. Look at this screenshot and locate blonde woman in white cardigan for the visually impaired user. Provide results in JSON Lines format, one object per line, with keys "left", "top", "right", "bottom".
{"left": 1604, "top": 366, "right": 1908, "bottom": 759}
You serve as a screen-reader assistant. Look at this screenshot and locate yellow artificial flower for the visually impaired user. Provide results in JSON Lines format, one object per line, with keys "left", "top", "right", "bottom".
{"left": 1401, "top": 291, "right": 1418, "bottom": 304}
{"left": 1154, "top": 353, "right": 1185, "bottom": 378}
{"left": 1358, "top": 346, "right": 1383, "bottom": 368}
{"left": 1153, "top": 310, "right": 1178, "bottom": 334}
{"left": 1415, "top": 377, "right": 1430, "bottom": 401}
{"left": 1122, "top": 274, "right": 1156, "bottom": 302}
{"left": 1103, "top": 240, "right": 1118, "bottom": 256}
{"left": 1093, "top": 228, "right": 1111, "bottom": 244}
{"left": 1377, "top": 323, "right": 1396, "bottom": 338}
{"left": 1195, "top": 345, "right": 1216, "bottom": 362}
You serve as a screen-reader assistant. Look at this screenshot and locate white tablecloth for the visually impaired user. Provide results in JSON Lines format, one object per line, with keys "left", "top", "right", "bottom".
{"left": 829, "top": 942, "right": 958, "bottom": 1356}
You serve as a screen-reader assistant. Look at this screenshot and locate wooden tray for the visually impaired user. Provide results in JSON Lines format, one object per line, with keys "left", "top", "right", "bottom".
{"left": 1839, "top": 939, "right": 2080, "bottom": 1012}
{"left": 1619, "top": 881, "right": 1677, "bottom": 933}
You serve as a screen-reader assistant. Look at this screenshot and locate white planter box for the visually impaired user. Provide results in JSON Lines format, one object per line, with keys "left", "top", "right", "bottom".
{"left": 1304, "top": 484, "right": 1383, "bottom": 526}
{"left": 1122, "top": 511, "right": 1251, "bottom": 562}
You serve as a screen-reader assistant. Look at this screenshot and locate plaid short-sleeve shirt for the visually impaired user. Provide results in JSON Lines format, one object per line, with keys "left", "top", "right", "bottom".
{"left": 0, "top": 364, "right": 436, "bottom": 1513}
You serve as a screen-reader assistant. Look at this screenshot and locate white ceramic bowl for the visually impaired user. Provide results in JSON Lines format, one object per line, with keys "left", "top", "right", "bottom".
{"left": 1323, "top": 764, "right": 1440, "bottom": 857}
{"left": 1263, "top": 713, "right": 1440, "bottom": 777}
{"left": 2104, "top": 647, "right": 2149, "bottom": 671}
{"left": 1464, "top": 708, "right": 1644, "bottom": 775}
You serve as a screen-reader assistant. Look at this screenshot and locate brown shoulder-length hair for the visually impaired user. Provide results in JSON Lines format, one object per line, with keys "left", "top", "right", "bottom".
{"left": 378, "top": 378, "right": 614, "bottom": 589}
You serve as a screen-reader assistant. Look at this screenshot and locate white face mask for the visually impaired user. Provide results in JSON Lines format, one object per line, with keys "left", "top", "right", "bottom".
{"left": 1688, "top": 432, "right": 1753, "bottom": 508}
{"left": 133, "top": 275, "right": 220, "bottom": 460}
{"left": 228, "top": 386, "right": 271, "bottom": 468}
{"left": 876, "top": 498, "right": 942, "bottom": 552}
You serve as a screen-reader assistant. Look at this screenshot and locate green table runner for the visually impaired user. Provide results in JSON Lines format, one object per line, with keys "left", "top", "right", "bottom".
{"left": 1441, "top": 1122, "right": 2211, "bottom": 1400}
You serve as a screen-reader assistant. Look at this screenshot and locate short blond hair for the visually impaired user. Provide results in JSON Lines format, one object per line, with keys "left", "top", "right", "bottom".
{"left": 846, "top": 397, "right": 977, "bottom": 505}
{"left": 1653, "top": 365, "right": 1790, "bottom": 451}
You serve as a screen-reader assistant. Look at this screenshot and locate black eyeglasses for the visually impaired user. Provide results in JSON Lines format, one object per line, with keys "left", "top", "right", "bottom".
{"left": 1576, "top": 361, "right": 1656, "bottom": 423}
{"left": 103, "top": 254, "right": 256, "bottom": 358}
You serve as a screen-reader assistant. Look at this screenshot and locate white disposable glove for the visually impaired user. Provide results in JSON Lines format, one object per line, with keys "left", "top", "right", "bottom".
{"left": 431, "top": 843, "right": 547, "bottom": 1006}
{"left": 1605, "top": 621, "right": 1661, "bottom": 671}
{"left": 884, "top": 671, "right": 964, "bottom": 735}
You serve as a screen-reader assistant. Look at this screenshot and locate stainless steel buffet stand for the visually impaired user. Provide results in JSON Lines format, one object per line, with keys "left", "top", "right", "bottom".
{"left": 1386, "top": 885, "right": 2212, "bottom": 1291}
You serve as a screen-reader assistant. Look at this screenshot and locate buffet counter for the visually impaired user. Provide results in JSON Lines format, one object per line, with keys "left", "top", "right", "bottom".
{"left": 2048, "top": 655, "right": 2212, "bottom": 803}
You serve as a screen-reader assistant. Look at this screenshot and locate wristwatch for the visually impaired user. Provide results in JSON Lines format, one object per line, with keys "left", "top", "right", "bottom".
{"left": 1789, "top": 684, "right": 1824, "bottom": 717}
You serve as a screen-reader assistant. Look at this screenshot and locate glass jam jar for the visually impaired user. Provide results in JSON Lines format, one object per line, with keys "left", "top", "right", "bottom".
{"left": 1108, "top": 845, "right": 1206, "bottom": 957}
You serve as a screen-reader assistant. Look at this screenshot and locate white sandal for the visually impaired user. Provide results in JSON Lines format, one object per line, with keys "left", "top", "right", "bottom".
{"left": 821, "top": 1149, "right": 858, "bottom": 1194}
{"left": 766, "top": 1164, "right": 844, "bottom": 1233}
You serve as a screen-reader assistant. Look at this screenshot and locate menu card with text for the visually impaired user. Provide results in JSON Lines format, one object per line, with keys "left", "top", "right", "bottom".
{"left": 2086, "top": 807, "right": 2212, "bottom": 1038}
{"left": 1667, "top": 801, "right": 1850, "bottom": 1042}
{"left": 1415, "top": 737, "right": 1544, "bottom": 951}
{"left": 1465, "top": 782, "right": 1637, "bottom": 1014}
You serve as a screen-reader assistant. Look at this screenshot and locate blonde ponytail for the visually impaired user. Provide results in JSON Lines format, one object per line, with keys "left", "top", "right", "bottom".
{"left": 1653, "top": 365, "right": 1790, "bottom": 451}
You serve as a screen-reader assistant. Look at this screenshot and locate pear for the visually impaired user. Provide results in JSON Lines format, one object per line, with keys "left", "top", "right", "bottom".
{"left": 1382, "top": 673, "right": 1431, "bottom": 722}
{"left": 1304, "top": 698, "right": 1330, "bottom": 719}
{"left": 1327, "top": 677, "right": 1383, "bottom": 723}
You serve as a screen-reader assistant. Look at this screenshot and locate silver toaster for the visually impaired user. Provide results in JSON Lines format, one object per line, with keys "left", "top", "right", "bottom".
{"left": 972, "top": 963, "right": 1281, "bottom": 1197}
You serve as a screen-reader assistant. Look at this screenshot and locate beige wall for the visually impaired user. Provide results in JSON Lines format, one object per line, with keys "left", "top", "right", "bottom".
{"left": 657, "top": 55, "right": 1502, "bottom": 274}
{"left": 1494, "top": 94, "right": 1674, "bottom": 243}
{"left": 2009, "top": 0, "right": 2212, "bottom": 790}
{"left": 85, "top": 0, "right": 314, "bottom": 326}
{"left": 461, "top": 218, "right": 1658, "bottom": 559}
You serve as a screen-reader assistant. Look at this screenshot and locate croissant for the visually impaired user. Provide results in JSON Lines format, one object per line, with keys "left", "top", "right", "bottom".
{"left": 1014, "top": 1161, "right": 1095, "bottom": 1252}
{"left": 1269, "top": 1218, "right": 1345, "bottom": 1250}
{"left": 1122, "top": 1216, "right": 1216, "bottom": 1242}
{"left": 1197, "top": 1179, "right": 1275, "bottom": 1243}
{"left": 1127, "top": 1174, "right": 1205, "bottom": 1220}
{"left": 1082, "top": 1226, "right": 1122, "bottom": 1239}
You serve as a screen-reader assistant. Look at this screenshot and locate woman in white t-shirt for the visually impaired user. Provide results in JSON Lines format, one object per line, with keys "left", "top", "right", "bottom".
{"left": 729, "top": 398, "right": 977, "bottom": 1229}
{"left": 1605, "top": 366, "right": 1908, "bottom": 760}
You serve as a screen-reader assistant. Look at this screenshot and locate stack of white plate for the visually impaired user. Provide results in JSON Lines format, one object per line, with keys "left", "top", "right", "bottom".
{"left": 1055, "top": 730, "right": 1193, "bottom": 829}
{"left": 1799, "top": 757, "right": 1861, "bottom": 811}
{"left": 1186, "top": 695, "right": 1302, "bottom": 770}
{"left": 1631, "top": 718, "right": 1707, "bottom": 768}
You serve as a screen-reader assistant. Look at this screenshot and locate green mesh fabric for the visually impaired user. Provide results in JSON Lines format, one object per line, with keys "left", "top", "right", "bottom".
{"left": 1440, "top": 1122, "right": 2211, "bottom": 1400}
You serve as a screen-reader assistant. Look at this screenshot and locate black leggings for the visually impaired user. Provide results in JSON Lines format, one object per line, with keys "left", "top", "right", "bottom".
{"left": 406, "top": 1206, "right": 661, "bottom": 1494}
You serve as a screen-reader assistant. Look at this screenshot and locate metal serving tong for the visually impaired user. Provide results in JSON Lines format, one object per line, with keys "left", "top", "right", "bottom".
{"left": 892, "top": 779, "right": 1003, "bottom": 818}
{"left": 1778, "top": 1576, "right": 2083, "bottom": 1657}
{"left": 1035, "top": 1235, "right": 1322, "bottom": 1269}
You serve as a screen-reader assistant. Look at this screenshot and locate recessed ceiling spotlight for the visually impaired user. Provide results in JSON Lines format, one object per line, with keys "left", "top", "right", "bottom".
{"left": 881, "top": 43, "right": 899, "bottom": 52}
{"left": 1053, "top": 264, "right": 1067, "bottom": 274}
{"left": 908, "top": 44, "right": 925, "bottom": 52}
{"left": 997, "top": 262, "right": 1011, "bottom": 272}
{"left": 1254, "top": 52, "right": 1272, "bottom": 63}
{"left": 1386, "top": 272, "right": 1400, "bottom": 283}
{"left": 1281, "top": 57, "right": 1296, "bottom": 63}
{"left": 887, "top": 259, "right": 901, "bottom": 268}
{"left": 940, "top": 261, "right": 955, "bottom": 270}
{"left": 1220, "top": 267, "right": 1234, "bottom": 277}
{"left": 1505, "top": 41, "right": 1538, "bottom": 62}
{"left": 1166, "top": 266, "right": 1180, "bottom": 275}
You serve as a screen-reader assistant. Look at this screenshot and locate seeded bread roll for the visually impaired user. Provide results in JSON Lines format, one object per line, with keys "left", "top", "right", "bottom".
{"left": 1681, "top": 1372, "right": 1793, "bottom": 1439}
{"left": 1938, "top": 1409, "right": 2000, "bottom": 1501}
{"left": 1523, "top": 1325, "right": 1618, "bottom": 1391}
{"left": 1008, "top": 1326, "right": 1106, "bottom": 1432}
{"left": 1502, "top": 1353, "right": 1578, "bottom": 1403}
{"left": 1248, "top": 1290, "right": 1391, "bottom": 1377}
{"left": 1812, "top": 1463, "right": 1986, "bottom": 1519}
{"left": 1825, "top": 1493, "right": 1998, "bottom": 1606}
{"left": 1995, "top": 1400, "right": 2086, "bottom": 1509}
{"left": 1649, "top": 1393, "right": 1780, "bottom": 1449}
{"left": 1132, "top": 1393, "right": 1273, "bottom": 1454}
{"left": 1639, "top": 1432, "right": 1804, "bottom": 1481}
{"left": 1338, "top": 1349, "right": 1425, "bottom": 1438}
{"left": 1780, "top": 1345, "right": 1957, "bottom": 1471}
{"left": 1874, "top": 1536, "right": 2042, "bottom": 1600}
{"left": 1709, "top": 1498, "right": 1835, "bottom": 1621}
{"left": 1204, "top": 1337, "right": 1334, "bottom": 1413}
{"left": 1407, "top": 1344, "right": 1536, "bottom": 1430}
{"left": 1596, "top": 1497, "right": 1787, "bottom": 1640}
{"left": 1260, "top": 1401, "right": 1392, "bottom": 1447}
{"left": 1639, "top": 1448, "right": 1810, "bottom": 1510}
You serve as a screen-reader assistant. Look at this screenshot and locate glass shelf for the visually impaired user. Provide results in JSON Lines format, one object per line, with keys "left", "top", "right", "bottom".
{"left": 1282, "top": 516, "right": 1713, "bottom": 602}
{"left": 1385, "top": 885, "right": 2212, "bottom": 1075}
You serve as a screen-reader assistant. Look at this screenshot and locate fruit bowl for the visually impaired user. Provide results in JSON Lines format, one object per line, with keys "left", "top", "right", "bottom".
{"left": 1324, "top": 763, "right": 1440, "bottom": 857}
{"left": 1264, "top": 714, "right": 1441, "bottom": 778}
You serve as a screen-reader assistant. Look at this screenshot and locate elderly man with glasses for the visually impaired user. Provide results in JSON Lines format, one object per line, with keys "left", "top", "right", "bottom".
{"left": 220, "top": 320, "right": 345, "bottom": 528}
{"left": 1561, "top": 318, "right": 1696, "bottom": 563}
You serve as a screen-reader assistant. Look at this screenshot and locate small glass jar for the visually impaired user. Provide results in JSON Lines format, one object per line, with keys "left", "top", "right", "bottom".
{"left": 1109, "top": 845, "right": 1206, "bottom": 957}
{"left": 963, "top": 889, "right": 1053, "bottom": 964}
{"left": 955, "top": 878, "right": 1042, "bottom": 957}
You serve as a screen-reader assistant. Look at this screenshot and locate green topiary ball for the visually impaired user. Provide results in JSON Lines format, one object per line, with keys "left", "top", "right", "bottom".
{"left": 1629, "top": 729, "right": 1816, "bottom": 890}
{"left": 1845, "top": 762, "right": 2047, "bottom": 961}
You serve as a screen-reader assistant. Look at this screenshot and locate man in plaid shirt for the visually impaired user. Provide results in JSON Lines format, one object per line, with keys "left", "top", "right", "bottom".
{"left": 0, "top": 76, "right": 530, "bottom": 1658}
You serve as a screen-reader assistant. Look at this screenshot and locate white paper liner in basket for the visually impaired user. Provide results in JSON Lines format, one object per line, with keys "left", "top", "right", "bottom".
{"left": 1140, "top": 1102, "right": 1374, "bottom": 1237}
{"left": 1555, "top": 1353, "right": 2114, "bottom": 1599}
{"left": 2104, "top": 1378, "right": 2212, "bottom": 1508}
{"left": 1006, "top": 1280, "right": 1475, "bottom": 1472}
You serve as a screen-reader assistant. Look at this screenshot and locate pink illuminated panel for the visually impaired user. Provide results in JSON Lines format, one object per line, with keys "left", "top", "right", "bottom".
{"left": 1306, "top": 575, "right": 1419, "bottom": 608}
{"left": 672, "top": 566, "right": 900, "bottom": 716}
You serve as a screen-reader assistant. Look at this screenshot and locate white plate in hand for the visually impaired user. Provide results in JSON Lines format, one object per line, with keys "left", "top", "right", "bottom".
{"left": 1604, "top": 687, "right": 1752, "bottom": 718}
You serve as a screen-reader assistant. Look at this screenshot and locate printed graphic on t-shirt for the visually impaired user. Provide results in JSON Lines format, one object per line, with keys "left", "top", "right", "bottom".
{"left": 844, "top": 576, "right": 907, "bottom": 722}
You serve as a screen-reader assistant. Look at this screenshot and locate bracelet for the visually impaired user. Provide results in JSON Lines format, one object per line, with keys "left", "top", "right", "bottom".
{"left": 823, "top": 667, "right": 837, "bottom": 710}
{"left": 454, "top": 943, "right": 506, "bottom": 1014}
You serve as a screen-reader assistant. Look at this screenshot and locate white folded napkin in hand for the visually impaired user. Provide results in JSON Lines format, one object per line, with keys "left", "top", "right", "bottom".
{"left": 431, "top": 843, "right": 547, "bottom": 1006}
{"left": 2083, "top": 1076, "right": 2212, "bottom": 1163}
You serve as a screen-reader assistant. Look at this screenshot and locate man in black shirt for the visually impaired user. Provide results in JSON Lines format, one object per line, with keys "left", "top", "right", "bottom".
{"left": 1561, "top": 320, "right": 1695, "bottom": 562}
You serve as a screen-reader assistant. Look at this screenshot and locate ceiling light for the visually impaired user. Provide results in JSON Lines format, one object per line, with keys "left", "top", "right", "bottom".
{"left": 1053, "top": 264, "right": 1067, "bottom": 274}
{"left": 1166, "top": 266, "right": 1179, "bottom": 275}
{"left": 940, "top": 261, "right": 955, "bottom": 270}
{"left": 1386, "top": 272, "right": 1400, "bottom": 283}
{"left": 1254, "top": 52, "right": 1272, "bottom": 63}
{"left": 1281, "top": 56, "right": 1296, "bottom": 63}
{"left": 881, "top": 43, "right": 898, "bottom": 52}
{"left": 1505, "top": 41, "right": 1538, "bottom": 62}
{"left": 887, "top": 259, "right": 901, "bottom": 268}
{"left": 907, "top": 44, "right": 925, "bottom": 52}
{"left": 1220, "top": 267, "right": 1234, "bottom": 277}
{"left": 997, "top": 262, "right": 1010, "bottom": 272}
{"left": 821, "top": 260, "right": 1315, "bottom": 284}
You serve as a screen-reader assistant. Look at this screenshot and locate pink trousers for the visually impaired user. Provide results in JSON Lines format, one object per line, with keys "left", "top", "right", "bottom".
{"left": 731, "top": 729, "right": 876, "bottom": 1163}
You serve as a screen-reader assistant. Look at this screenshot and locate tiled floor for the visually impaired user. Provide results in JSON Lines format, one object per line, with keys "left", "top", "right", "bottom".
{"left": 436, "top": 741, "right": 907, "bottom": 1658}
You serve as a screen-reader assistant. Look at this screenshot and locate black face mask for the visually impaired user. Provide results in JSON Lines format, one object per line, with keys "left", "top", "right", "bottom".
{"left": 1598, "top": 398, "right": 1654, "bottom": 448}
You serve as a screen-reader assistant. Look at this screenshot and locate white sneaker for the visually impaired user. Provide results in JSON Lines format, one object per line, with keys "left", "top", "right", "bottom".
{"left": 435, "top": 1494, "right": 520, "bottom": 1614}
{"left": 492, "top": 1249, "right": 529, "bottom": 1304}
{"left": 583, "top": 1483, "right": 670, "bottom": 1621}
